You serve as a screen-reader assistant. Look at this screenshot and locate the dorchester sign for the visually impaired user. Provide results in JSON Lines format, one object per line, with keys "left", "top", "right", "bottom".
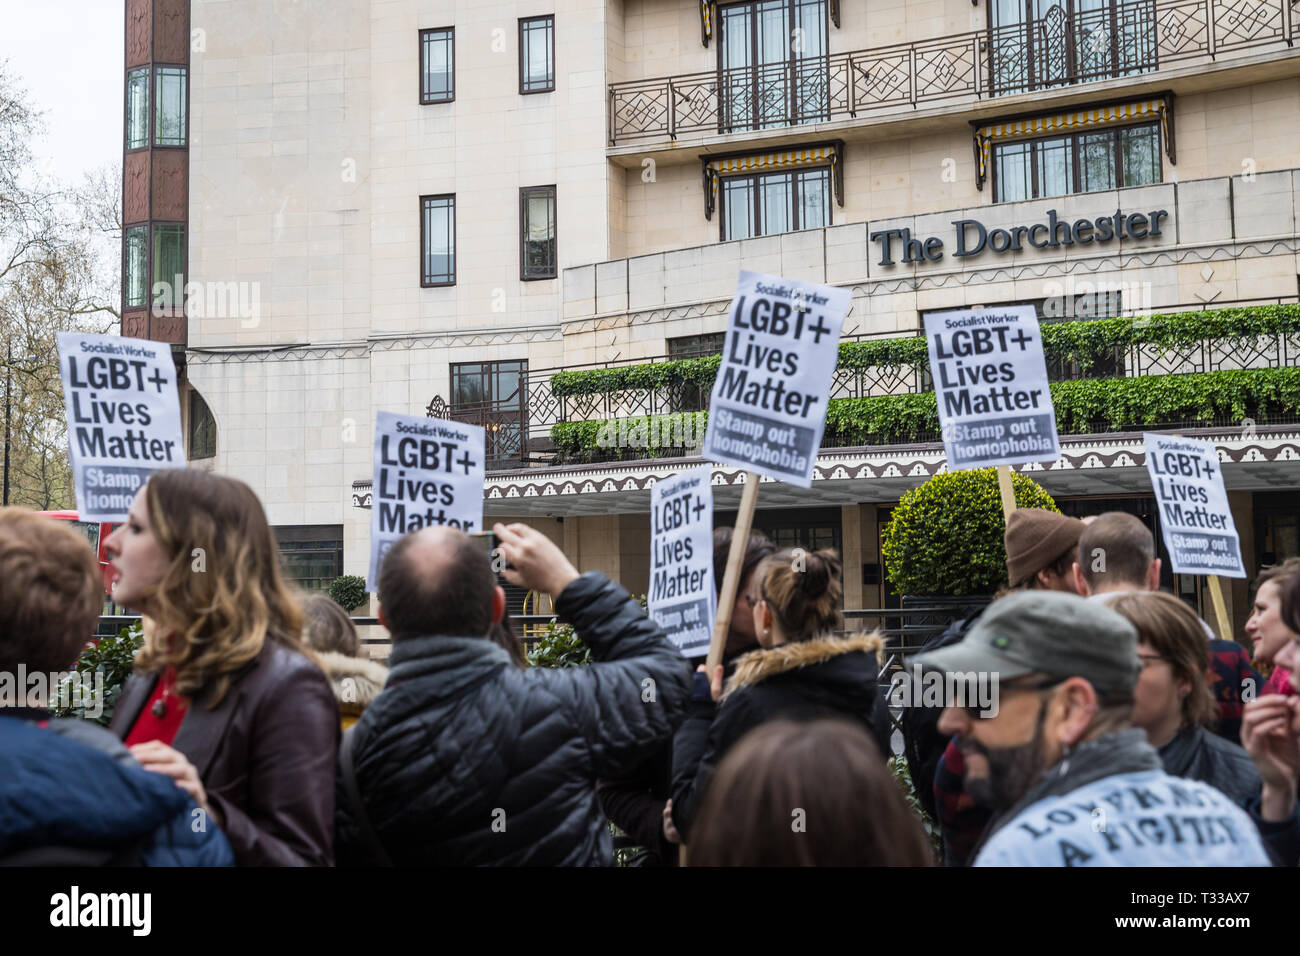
{"left": 870, "top": 208, "right": 1170, "bottom": 266}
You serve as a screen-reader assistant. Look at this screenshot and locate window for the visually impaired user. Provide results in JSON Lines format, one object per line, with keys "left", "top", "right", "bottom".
{"left": 668, "top": 333, "right": 725, "bottom": 360}
{"left": 126, "top": 68, "right": 149, "bottom": 149}
{"left": 720, "top": 166, "right": 830, "bottom": 241}
{"left": 669, "top": 333, "right": 725, "bottom": 411}
{"left": 719, "top": 0, "right": 829, "bottom": 132}
{"left": 421, "top": 195, "right": 455, "bottom": 286}
{"left": 717, "top": 506, "right": 843, "bottom": 556}
{"left": 452, "top": 360, "right": 528, "bottom": 468}
{"left": 125, "top": 226, "right": 148, "bottom": 308}
{"left": 152, "top": 225, "right": 185, "bottom": 309}
{"left": 989, "top": 0, "right": 1156, "bottom": 96}
{"left": 993, "top": 122, "right": 1160, "bottom": 202}
{"left": 519, "top": 16, "right": 554, "bottom": 93}
{"left": 188, "top": 389, "right": 216, "bottom": 460}
{"left": 154, "top": 67, "right": 187, "bottom": 147}
{"left": 274, "top": 526, "right": 343, "bottom": 592}
{"left": 520, "top": 186, "right": 556, "bottom": 279}
{"left": 420, "top": 28, "right": 454, "bottom": 103}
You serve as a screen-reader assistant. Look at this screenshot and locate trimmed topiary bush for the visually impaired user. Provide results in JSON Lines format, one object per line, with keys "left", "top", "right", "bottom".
{"left": 327, "top": 575, "right": 368, "bottom": 612}
{"left": 881, "top": 469, "right": 1059, "bottom": 597}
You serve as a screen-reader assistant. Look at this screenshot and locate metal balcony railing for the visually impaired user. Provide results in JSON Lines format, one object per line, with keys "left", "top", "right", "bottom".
{"left": 608, "top": 0, "right": 1300, "bottom": 144}
{"left": 425, "top": 296, "right": 1300, "bottom": 470}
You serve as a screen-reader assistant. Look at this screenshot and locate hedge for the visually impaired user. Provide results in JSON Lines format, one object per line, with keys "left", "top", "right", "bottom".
{"left": 548, "top": 303, "right": 1300, "bottom": 398}
{"left": 551, "top": 366, "right": 1300, "bottom": 457}
{"left": 880, "top": 469, "right": 1060, "bottom": 596}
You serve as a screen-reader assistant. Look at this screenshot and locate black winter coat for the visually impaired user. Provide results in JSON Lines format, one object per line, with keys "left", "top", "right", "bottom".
{"left": 336, "top": 572, "right": 692, "bottom": 866}
{"left": 899, "top": 609, "right": 983, "bottom": 823}
{"left": 671, "top": 632, "right": 884, "bottom": 839}
{"left": 1158, "top": 723, "right": 1261, "bottom": 806}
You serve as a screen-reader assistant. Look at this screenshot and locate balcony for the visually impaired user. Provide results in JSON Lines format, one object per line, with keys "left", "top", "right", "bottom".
{"left": 608, "top": 0, "right": 1300, "bottom": 145}
{"left": 425, "top": 300, "right": 1300, "bottom": 471}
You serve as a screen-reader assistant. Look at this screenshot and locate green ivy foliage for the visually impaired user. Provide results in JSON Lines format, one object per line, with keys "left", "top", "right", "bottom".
{"left": 525, "top": 619, "right": 592, "bottom": 668}
{"left": 550, "top": 355, "right": 721, "bottom": 398}
{"left": 551, "top": 411, "right": 708, "bottom": 461}
{"left": 881, "top": 469, "right": 1059, "bottom": 597}
{"left": 51, "top": 621, "right": 145, "bottom": 727}
{"left": 553, "top": 366, "right": 1300, "bottom": 455}
{"left": 888, "top": 755, "right": 943, "bottom": 863}
{"left": 547, "top": 304, "right": 1300, "bottom": 397}
{"left": 327, "top": 574, "right": 368, "bottom": 611}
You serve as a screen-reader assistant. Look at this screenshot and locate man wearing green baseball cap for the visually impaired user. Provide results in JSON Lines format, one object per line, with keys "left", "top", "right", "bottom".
{"left": 916, "top": 590, "right": 1271, "bottom": 866}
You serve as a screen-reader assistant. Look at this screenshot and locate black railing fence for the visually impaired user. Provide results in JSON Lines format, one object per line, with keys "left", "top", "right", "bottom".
{"left": 425, "top": 295, "right": 1300, "bottom": 469}
{"left": 610, "top": 0, "right": 1299, "bottom": 143}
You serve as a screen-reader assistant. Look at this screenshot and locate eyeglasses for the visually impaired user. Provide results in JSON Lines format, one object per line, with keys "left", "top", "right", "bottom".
{"left": 1138, "top": 653, "right": 1170, "bottom": 669}
{"left": 961, "top": 676, "right": 1066, "bottom": 720}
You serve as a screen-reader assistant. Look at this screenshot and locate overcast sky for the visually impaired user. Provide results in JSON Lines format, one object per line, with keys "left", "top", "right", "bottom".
{"left": 3, "top": 1, "right": 124, "bottom": 187}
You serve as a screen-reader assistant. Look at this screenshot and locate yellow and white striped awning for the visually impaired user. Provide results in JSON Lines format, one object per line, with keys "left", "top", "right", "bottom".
{"left": 702, "top": 143, "right": 842, "bottom": 218}
{"left": 703, "top": 144, "right": 841, "bottom": 217}
{"left": 707, "top": 145, "right": 838, "bottom": 177}
{"left": 974, "top": 96, "right": 1173, "bottom": 188}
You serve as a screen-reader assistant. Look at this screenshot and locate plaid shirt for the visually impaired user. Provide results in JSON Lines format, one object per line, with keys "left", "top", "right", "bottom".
{"left": 933, "top": 739, "right": 993, "bottom": 867}
{"left": 1208, "top": 639, "right": 1263, "bottom": 742}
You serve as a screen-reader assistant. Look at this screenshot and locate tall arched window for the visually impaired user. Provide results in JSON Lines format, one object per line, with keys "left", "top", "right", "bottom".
{"left": 188, "top": 388, "right": 216, "bottom": 460}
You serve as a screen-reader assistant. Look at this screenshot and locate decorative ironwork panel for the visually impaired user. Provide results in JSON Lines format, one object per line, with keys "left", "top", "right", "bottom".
{"left": 853, "top": 49, "right": 912, "bottom": 106}
{"left": 1215, "top": 0, "right": 1283, "bottom": 46}
{"left": 913, "top": 39, "right": 979, "bottom": 100}
{"left": 1207, "top": 334, "right": 1284, "bottom": 371}
{"left": 609, "top": 0, "right": 1291, "bottom": 144}
{"left": 1131, "top": 341, "right": 1206, "bottom": 375}
{"left": 1155, "top": 0, "right": 1212, "bottom": 58}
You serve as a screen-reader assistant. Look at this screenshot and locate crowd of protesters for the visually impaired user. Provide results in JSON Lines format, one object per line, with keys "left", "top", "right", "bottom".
{"left": 1, "top": 469, "right": 1299, "bottom": 867}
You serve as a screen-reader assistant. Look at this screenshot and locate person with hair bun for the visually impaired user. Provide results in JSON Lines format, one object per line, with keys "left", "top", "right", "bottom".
{"left": 670, "top": 547, "right": 885, "bottom": 841}
{"left": 105, "top": 470, "right": 339, "bottom": 866}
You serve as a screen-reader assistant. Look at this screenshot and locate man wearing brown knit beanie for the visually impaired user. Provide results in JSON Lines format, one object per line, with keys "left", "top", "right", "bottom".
{"left": 1003, "top": 508, "right": 1087, "bottom": 593}
{"left": 924, "top": 507, "right": 1087, "bottom": 866}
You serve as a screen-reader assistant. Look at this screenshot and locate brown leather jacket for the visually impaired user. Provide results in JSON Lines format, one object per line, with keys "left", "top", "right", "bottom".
{"left": 110, "top": 640, "right": 339, "bottom": 866}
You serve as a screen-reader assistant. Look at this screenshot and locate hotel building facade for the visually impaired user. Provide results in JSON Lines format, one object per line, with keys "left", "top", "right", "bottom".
{"left": 122, "top": 0, "right": 1300, "bottom": 633}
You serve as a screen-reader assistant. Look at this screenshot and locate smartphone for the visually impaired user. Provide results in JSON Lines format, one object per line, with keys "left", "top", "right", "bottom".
{"left": 469, "top": 531, "right": 497, "bottom": 555}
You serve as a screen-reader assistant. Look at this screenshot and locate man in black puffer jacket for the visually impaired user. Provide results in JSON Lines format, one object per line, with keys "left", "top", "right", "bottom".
{"left": 336, "top": 523, "right": 692, "bottom": 866}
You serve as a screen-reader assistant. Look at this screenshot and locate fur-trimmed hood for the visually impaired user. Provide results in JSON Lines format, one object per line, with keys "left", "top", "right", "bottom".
{"left": 721, "top": 632, "right": 885, "bottom": 702}
{"left": 317, "top": 651, "right": 389, "bottom": 715}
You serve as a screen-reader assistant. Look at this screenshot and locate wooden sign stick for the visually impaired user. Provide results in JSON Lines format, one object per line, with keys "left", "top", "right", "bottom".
{"left": 996, "top": 464, "right": 1018, "bottom": 522}
{"left": 1206, "top": 574, "right": 1232, "bottom": 640}
{"left": 707, "top": 470, "right": 761, "bottom": 675}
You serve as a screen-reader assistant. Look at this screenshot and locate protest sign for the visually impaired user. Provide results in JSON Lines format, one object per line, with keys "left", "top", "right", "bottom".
{"left": 57, "top": 332, "right": 185, "bottom": 521}
{"left": 1143, "top": 433, "right": 1245, "bottom": 578}
{"left": 368, "top": 411, "right": 486, "bottom": 586}
{"left": 925, "top": 306, "right": 1060, "bottom": 471}
{"left": 649, "top": 466, "right": 715, "bottom": 658}
{"left": 702, "top": 271, "right": 850, "bottom": 489}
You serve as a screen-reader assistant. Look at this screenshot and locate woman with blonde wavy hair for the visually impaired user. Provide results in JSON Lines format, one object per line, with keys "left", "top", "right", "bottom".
{"left": 105, "top": 469, "right": 338, "bottom": 866}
